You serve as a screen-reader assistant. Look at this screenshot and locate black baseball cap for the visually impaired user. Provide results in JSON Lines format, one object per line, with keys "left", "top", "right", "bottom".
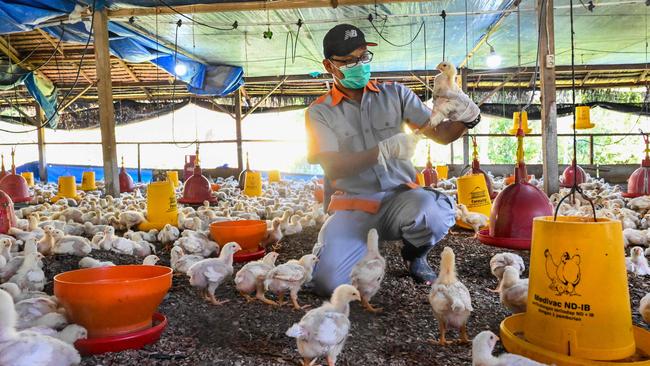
{"left": 323, "top": 24, "right": 377, "bottom": 59}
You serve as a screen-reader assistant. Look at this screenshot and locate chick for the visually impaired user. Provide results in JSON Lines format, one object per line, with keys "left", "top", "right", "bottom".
{"left": 261, "top": 218, "right": 283, "bottom": 250}
{"left": 350, "top": 228, "right": 385, "bottom": 313}
{"left": 234, "top": 251, "right": 280, "bottom": 305}
{"left": 284, "top": 215, "right": 303, "bottom": 236}
{"left": 626, "top": 246, "right": 650, "bottom": 276}
{"left": 429, "top": 61, "right": 461, "bottom": 128}
{"left": 8, "top": 251, "right": 46, "bottom": 292}
{"left": 187, "top": 242, "right": 241, "bottom": 305}
{"left": 265, "top": 254, "right": 319, "bottom": 310}
{"left": 78, "top": 257, "right": 115, "bottom": 269}
{"left": 456, "top": 203, "right": 489, "bottom": 235}
{"left": 428, "top": 247, "right": 473, "bottom": 345}
{"left": 472, "top": 330, "right": 547, "bottom": 366}
{"left": 499, "top": 266, "right": 528, "bottom": 314}
{"left": 623, "top": 228, "right": 647, "bottom": 247}
{"left": 118, "top": 210, "right": 145, "bottom": 231}
{"left": 50, "top": 229, "right": 92, "bottom": 257}
{"left": 0, "top": 290, "right": 81, "bottom": 366}
{"left": 285, "top": 284, "right": 361, "bottom": 366}
{"left": 640, "top": 293, "right": 650, "bottom": 325}
{"left": 142, "top": 255, "right": 160, "bottom": 265}
{"left": 158, "top": 224, "right": 180, "bottom": 246}
{"left": 170, "top": 246, "right": 204, "bottom": 275}
{"left": 488, "top": 253, "right": 525, "bottom": 292}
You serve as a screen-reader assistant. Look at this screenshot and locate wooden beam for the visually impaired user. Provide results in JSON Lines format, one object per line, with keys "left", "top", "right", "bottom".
{"left": 93, "top": 7, "right": 120, "bottom": 196}
{"left": 115, "top": 58, "right": 153, "bottom": 98}
{"left": 0, "top": 37, "right": 52, "bottom": 85}
{"left": 58, "top": 82, "right": 95, "bottom": 114}
{"left": 242, "top": 77, "right": 287, "bottom": 120}
{"left": 36, "top": 29, "right": 64, "bottom": 57}
{"left": 477, "top": 74, "right": 515, "bottom": 106}
{"left": 539, "top": 0, "right": 559, "bottom": 195}
{"left": 235, "top": 90, "right": 243, "bottom": 171}
{"left": 109, "top": 0, "right": 429, "bottom": 17}
{"left": 638, "top": 70, "right": 648, "bottom": 83}
{"left": 35, "top": 105, "right": 47, "bottom": 183}
{"left": 580, "top": 71, "right": 592, "bottom": 87}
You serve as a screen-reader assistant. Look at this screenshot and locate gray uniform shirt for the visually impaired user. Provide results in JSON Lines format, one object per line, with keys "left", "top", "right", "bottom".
{"left": 306, "top": 81, "right": 431, "bottom": 196}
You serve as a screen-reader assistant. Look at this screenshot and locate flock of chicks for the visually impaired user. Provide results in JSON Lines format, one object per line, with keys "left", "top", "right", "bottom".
{"left": 1, "top": 170, "right": 650, "bottom": 365}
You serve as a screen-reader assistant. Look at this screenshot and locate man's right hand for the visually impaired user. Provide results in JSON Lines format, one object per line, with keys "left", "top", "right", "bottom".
{"left": 377, "top": 133, "right": 419, "bottom": 168}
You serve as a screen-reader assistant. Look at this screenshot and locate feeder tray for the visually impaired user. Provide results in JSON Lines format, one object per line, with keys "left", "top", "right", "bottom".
{"left": 476, "top": 229, "right": 532, "bottom": 250}
{"left": 80, "top": 171, "right": 98, "bottom": 191}
{"left": 500, "top": 314, "right": 650, "bottom": 366}
{"left": 20, "top": 172, "right": 34, "bottom": 187}
{"left": 465, "top": 136, "right": 497, "bottom": 199}
{"left": 119, "top": 161, "right": 135, "bottom": 193}
{"left": 178, "top": 165, "right": 218, "bottom": 205}
{"left": 75, "top": 313, "right": 168, "bottom": 356}
{"left": 139, "top": 181, "right": 178, "bottom": 231}
{"left": 210, "top": 220, "right": 267, "bottom": 263}
{"left": 561, "top": 160, "right": 587, "bottom": 188}
{"left": 623, "top": 134, "right": 650, "bottom": 198}
{"left": 421, "top": 144, "right": 438, "bottom": 187}
{"left": 52, "top": 176, "right": 81, "bottom": 203}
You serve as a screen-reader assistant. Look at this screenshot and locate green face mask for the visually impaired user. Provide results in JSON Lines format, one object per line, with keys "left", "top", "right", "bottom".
{"left": 337, "top": 63, "right": 371, "bottom": 89}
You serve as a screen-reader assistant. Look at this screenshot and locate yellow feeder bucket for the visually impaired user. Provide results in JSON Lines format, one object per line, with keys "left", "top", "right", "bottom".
{"left": 509, "top": 111, "right": 532, "bottom": 135}
{"left": 20, "top": 172, "right": 34, "bottom": 187}
{"left": 80, "top": 171, "right": 97, "bottom": 191}
{"left": 243, "top": 171, "right": 262, "bottom": 197}
{"left": 268, "top": 170, "right": 281, "bottom": 183}
{"left": 575, "top": 106, "right": 595, "bottom": 130}
{"left": 415, "top": 172, "right": 425, "bottom": 186}
{"left": 500, "top": 216, "right": 650, "bottom": 365}
{"left": 435, "top": 165, "right": 449, "bottom": 180}
{"left": 139, "top": 181, "right": 178, "bottom": 231}
{"left": 166, "top": 171, "right": 180, "bottom": 188}
{"left": 52, "top": 176, "right": 81, "bottom": 203}
{"left": 455, "top": 174, "right": 491, "bottom": 230}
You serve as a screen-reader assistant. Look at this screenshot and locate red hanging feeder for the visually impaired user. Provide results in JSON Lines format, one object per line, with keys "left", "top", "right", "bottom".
{"left": 623, "top": 132, "right": 650, "bottom": 198}
{"left": 465, "top": 136, "right": 497, "bottom": 199}
{"left": 183, "top": 155, "right": 197, "bottom": 182}
{"left": 178, "top": 146, "right": 218, "bottom": 205}
{"left": 0, "top": 189, "right": 16, "bottom": 234}
{"left": 0, "top": 149, "right": 32, "bottom": 203}
{"left": 560, "top": 159, "right": 587, "bottom": 188}
{"left": 478, "top": 119, "right": 552, "bottom": 250}
{"left": 119, "top": 157, "right": 135, "bottom": 193}
{"left": 421, "top": 144, "right": 438, "bottom": 187}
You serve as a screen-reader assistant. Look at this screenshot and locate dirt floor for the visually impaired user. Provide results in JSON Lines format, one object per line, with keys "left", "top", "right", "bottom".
{"left": 41, "top": 226, "right": 650, "bottom": 366}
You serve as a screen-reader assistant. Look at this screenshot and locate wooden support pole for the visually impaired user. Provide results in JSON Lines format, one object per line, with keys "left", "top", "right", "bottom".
{"left": 35, "top": 105, "right": 47, "bottom": 183}
{"left": 235, "top": 90, "right": 243, "bottom": 171}
{"left": 539, "top": 0, "right": 559, "bottom": 195}
{"left": 93, "top": 6, "right": 120, "bottom": 196}
{"left": 461, "top": 68, "right": 470, "bottom": 166}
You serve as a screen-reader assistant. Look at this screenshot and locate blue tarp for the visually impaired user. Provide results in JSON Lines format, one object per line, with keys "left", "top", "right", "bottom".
{"left": 0, "top": 0, "right": 79, "bottom": 34}
{"left": 43, "top": 20, "right": 243, "bottom": 96}
{"left": 17, "top": 161, "right": 154, "bottom": 184}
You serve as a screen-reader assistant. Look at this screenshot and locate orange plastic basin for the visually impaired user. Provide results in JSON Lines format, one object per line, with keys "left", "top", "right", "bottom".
{"left": 210, "top": 220, "right": 267, "bottom": 253}
{"left": 54, "top": 265, "right": 172, "bottom": 339}
{"left": 211, "top": 183, "right": 221, "bottom": 191}
{"left": 505, "top": 174, "right": 533, "bottom": 185}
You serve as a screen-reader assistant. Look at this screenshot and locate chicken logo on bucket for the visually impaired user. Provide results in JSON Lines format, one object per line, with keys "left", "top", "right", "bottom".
{"left": 544, "top": 249, "right": 581, "bottom": 296}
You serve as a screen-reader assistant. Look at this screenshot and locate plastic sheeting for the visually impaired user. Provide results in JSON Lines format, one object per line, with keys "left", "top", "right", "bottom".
{"left": 0, "top": 62, "right": 58, "bottom": 128}
{"left": 43, "top": 21, "right": 243, "bottom": 96}
{"left": 16, "top": 161, "right": 154, "bottom": 184}
{"left": 0, "top": 0, "right": 79, "bottom": 34}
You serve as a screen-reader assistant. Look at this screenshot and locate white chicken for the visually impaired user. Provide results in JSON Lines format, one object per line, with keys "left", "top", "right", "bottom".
{"left": 640, "top": 293, "right": 650, "bottom": 325}
{"left": 623, "top": 228, "right": 647, "bottom": 247}
{"left": 0, "top": 289, "right": 81, "bottom": 366}
{"left": 50, "top": 230, "right": 92, "bottom": 257}
{"left": 261, "top": 218, "right": 283, "bottom": 250}
{"left": 170, "top": 246, "right": 204, "bottom": 275}
{"left": 472, "top": 330, "right": 548, "bottom": 366}
{"left": 158, "top": 224, "right": 180, "bottom": 245}
{"left": 350, "top": 228, "right": 385, "bottom": 313}
{"left": 283, "top": 215, "right": 303, "bottom": 236}
{"left": 78, "top": 257, "right": 115, "bottom": 269}
{"left": 285, "top": 284, "right": 361, "bottom": 366}
{"left": 499, "top": 266, "right": 528, "bottom": 314}
{"left": 265, "top": 254, "right": 319, "bottom": 310}
{"left": 142, "top": 255, "right": 160, "bottom": 265}
{"left": 456, "top": 203, "right": 489, "bottom": 235}
{"left": 428, "top": 246, "right": 473, "bottom": 345}
{"left": 429, "top": 61, "right": 461, "bottom": 128}
{"left": 8, "top": 251, "right": 46, "bottom": 292}
{"left": 187, "top": 242, "right": 241, "bottom": 305}
{"left": 234, "top": 251, "right": 280, "bottom": 305}
{"left": 488, "top": 253, "right": 525, "bottom": 292}
{"left": 626, "top": 246, "right": 650, "bottom": 276}
{"left": 118, "top": 210, "right": 145, "bottom": 231}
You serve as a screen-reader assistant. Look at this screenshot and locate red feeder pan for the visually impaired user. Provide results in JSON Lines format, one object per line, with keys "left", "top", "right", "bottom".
{"left": 119, "top": 166, "right": 135, "bottom": 193}
{"left": 560, "top": 159, "right": 587, "bottom": 188}
{"left": 178, "top": 165, "right": 217, "bottom": 205}
{"left": 74, "top": 313, "right": 168, "bottom": 356}
{"left": 478, "top": 162, "right": 553, "bottom": 250}
{"left": 0, "top": 174, "right": 32, "bottom": 203}
{"left": 623, "top": 139, "right": 650, "bottom": 198}
{"left": 0, "top": 190, "right": 16, "bottom": 234}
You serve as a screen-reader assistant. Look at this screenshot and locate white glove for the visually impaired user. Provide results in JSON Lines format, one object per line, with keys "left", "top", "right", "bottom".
{"left": 448, "top": 91, "right": 480, "bottom": 123}
{"left": 377, "top": 133, "right": 419, "bottom": 169}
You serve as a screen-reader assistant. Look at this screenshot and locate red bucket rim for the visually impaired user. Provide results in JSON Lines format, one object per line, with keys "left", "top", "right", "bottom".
{"left": 477, "top": 229, "right": 531, "bottom": 250}
{"left": 233, "top": 247, "right": 266, "bottom": 263}
{"left": 74, "top": 312, "right": 167, "bottom": 355}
